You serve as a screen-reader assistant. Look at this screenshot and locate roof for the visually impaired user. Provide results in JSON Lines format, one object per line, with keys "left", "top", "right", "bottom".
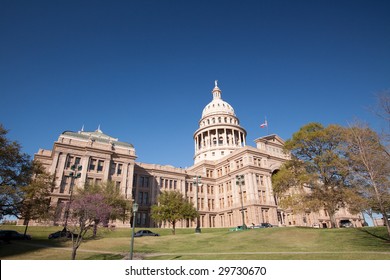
{"left": 61, "top": 129, "right": 134, "bottom": 148}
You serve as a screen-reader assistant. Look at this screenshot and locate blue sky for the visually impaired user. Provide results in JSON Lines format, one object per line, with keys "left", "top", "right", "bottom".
{"left": 1, "top": 0, "right": 389, "bottom": 168}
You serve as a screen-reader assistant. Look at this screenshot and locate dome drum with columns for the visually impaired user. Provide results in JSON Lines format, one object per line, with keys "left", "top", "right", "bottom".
{"left": 193, "top": 81, "right": 247, "bottom": 164}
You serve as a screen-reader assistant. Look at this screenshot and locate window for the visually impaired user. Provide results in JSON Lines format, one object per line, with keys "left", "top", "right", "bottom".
{"left": 86, "top": 177, "right": 93, "bottom": 186}
{"left": 117, "top": 164, "right": 122, "bottom": 175}
{"left": 144, "top": 192, "right": 149, "bottom": 205}
{"left": 254, "top": 157, "right": 262, "bottom": 167}
{"left": 66, "top": 156, "right": 74, "bottom": 169}
{"left": 138, "top": 192, "right": 143, "bottom": 205}
{"left": 141, "top": 213, "right": 147, "bottom": 226}
{"left": 236, "top": 158, "right": 243, "bottom": 168}
{"left": 97, "top": 160, "right": 104, "bottom": 172}
{"left": 89, "top": 159, "right": 96, "bottom": 171}
{"left": 110, "top": 162, "right": 117, "bottom": 175}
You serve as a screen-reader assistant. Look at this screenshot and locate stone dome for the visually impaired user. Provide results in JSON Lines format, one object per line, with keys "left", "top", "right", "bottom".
{"left": 193, "top": 81, "right": 247, "bottom": 164}
{"left": 201, "top": 82, "right": 236, "bottom": 118}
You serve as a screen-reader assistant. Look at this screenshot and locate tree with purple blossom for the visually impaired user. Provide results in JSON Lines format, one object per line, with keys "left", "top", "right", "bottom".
{"left": 68, "top": 193, "right": 112, "bottom": 260}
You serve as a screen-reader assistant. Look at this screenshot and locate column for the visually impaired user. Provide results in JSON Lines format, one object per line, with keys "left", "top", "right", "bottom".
{"left": 266, "top": 175, "right": 275, "bottom": 205}
{"left": 247, "top": 173, "right": 256, "bottom": 203}
{"left": 80, "top": 155, "right": 90, "bottom": 187}
{"left": 102, "top": 159, "right": 111, "bottom": 183}
{"left": 54, "top": 153, "right": 67, "bottom": 193}
{"left": 120, "top": 162, "right": 129, "bottom": 194}
{"left": 49, "top": 151, "right": 61, "bottom": 175}
{"left": 126, "top": 163, "right": 135, "bottom": 199}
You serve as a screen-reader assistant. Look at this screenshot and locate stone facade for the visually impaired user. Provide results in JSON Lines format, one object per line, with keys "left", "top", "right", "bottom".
{"left": 27, "top": 82, "right": 364, "bottom": 229}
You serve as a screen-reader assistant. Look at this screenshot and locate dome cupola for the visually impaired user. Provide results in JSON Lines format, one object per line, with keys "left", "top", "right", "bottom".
{"left": 193, "top": 81, "right": 247, "bottom": 164}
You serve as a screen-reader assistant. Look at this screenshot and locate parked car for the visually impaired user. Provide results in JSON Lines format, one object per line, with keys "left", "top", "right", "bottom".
{"left": 48, "top": 229, "right": 78, "bottom": 239}
{"left": 312, "top": 223, "right": 320, "bottom": 228}
{"left": 229, "top": 225, "right": 246, "bottom": 231}
{"left": 134, "top": 230, "right": 160, "bottom": 237}
{"left": 339, "top": 221, "right": 354, "bottom": 228}
{"left": 253, "top": 223, "right": 273, "bottom": 228}
{"left": 0, "top": 230, "right": 31, "bottom": 242}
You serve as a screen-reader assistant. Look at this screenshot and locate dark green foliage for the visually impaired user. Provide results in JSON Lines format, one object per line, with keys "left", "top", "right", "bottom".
{"left": 0, "top": 124, "right": 33, "bottom": 219}
{"left": 151, "top": 190, "right": 198, "bottom": 235}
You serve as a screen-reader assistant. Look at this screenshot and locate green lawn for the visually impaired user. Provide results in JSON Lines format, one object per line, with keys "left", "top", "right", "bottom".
{"left": 1, "top": 225, "right": 389, "bottom": 260}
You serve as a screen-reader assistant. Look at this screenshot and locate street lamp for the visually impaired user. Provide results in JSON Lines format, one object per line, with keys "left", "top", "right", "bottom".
{"left": 236, "top": 175, "right": 247, "bottom": 230}
{"left": 63, "top": 163, "right": 82, "bottom": 229}
{"left": 193, "top": 175, "right": 202, "bottom": 233}
{"left": 130, "top": 201, "right": 139, "bottom": 260}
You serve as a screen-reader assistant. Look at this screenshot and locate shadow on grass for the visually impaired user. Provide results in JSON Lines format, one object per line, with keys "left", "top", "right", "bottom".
{"left": 357, "top": 227, "right": 390, "bottom": 242}
{"left": 84, "top": 254, "right": 124, "bottom": 260}
{"left": 0, "top": 238, "right": 67, "bottom": 259}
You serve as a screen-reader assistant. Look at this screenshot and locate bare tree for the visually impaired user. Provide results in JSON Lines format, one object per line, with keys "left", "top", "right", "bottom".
{"left": 346, "top": 124, "right": 390, "bottom": 238}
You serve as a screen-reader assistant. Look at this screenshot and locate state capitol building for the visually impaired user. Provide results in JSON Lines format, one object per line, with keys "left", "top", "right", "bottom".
{"left": 31, "top": 82, "right": 363, "bottom": 229}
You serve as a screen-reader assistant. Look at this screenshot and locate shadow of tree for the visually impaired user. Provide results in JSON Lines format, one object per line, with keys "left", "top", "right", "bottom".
{"left": 357, "top": 228, "right": 390, "bottom": 242}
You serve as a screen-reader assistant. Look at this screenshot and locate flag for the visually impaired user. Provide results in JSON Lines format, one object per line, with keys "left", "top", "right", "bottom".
{"left": 260, "top": 120, "right": 268, "bottom": 128}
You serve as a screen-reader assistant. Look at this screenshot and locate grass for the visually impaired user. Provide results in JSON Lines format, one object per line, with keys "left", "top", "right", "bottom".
{"left": 1, "top": 225, "right": 389, "bottom": 260}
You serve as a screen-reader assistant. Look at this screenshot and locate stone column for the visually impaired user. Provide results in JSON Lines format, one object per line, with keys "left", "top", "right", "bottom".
{"left": 264, "top": 175, "right": 275, "bottom": 205}
{"left": 120, "top": 162, "right": 129, "bottom": 194}
{"left": 103, "top": 159, "right": 110, "bottom": 182}
{"left": 80, "top": 155, "right": 90, "bottom": 187}
{"left": 247, "top": 173, "right": 256, "bottom": 203}
{"left": 54, "top": 153, "right": 67, "bottom": 193}
{"left": 50, "top": 151, "right": 61, "bottom": 175}
{"left": 126, "top": 163, "right": 135, "bottom": 199}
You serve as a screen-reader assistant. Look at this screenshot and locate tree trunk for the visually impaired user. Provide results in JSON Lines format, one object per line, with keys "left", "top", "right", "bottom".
{"left": 329, "top": 210, "right": 337, "bottom": 228}
{"left": 71, "top": 247, "right": 77, "bottom": 260}
{"left": 93, "top": 222, "right": 98, "bottom": 237}
{"left": 380, "top": 210, "right": 390, "bottom": 239}
{"left": 172, "top": 221, "right": 176, "bottom": 235}
{"left": 23, "top": 219, "right": 30, "bottom": 237}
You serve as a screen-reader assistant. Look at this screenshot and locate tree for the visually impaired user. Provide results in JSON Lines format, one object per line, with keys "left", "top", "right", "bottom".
{"left": 345, "top": 124, "right": 390, "bottom": 238}
{"left": 18, "top": 162, "right": 54, "bottom": 236}
{"left": 0, "top": 124, "right": 33, "bottom": 219}
{"left": 67, "top": 193, "right": 112, "bottom": 260}
{"left": 375, "top": 91, "right": 390, "bottom": 161}
{"left": 272, "top": 158, "right": 317, "bottom": 213}
{"left": 78, "top": 181, "right": 131, "bottom": 237}
{"left": 151, "top": 190, "right": 198, "bottom": 235}
{"left": 276, "top": 123, "right": 355, "bottom": 228}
